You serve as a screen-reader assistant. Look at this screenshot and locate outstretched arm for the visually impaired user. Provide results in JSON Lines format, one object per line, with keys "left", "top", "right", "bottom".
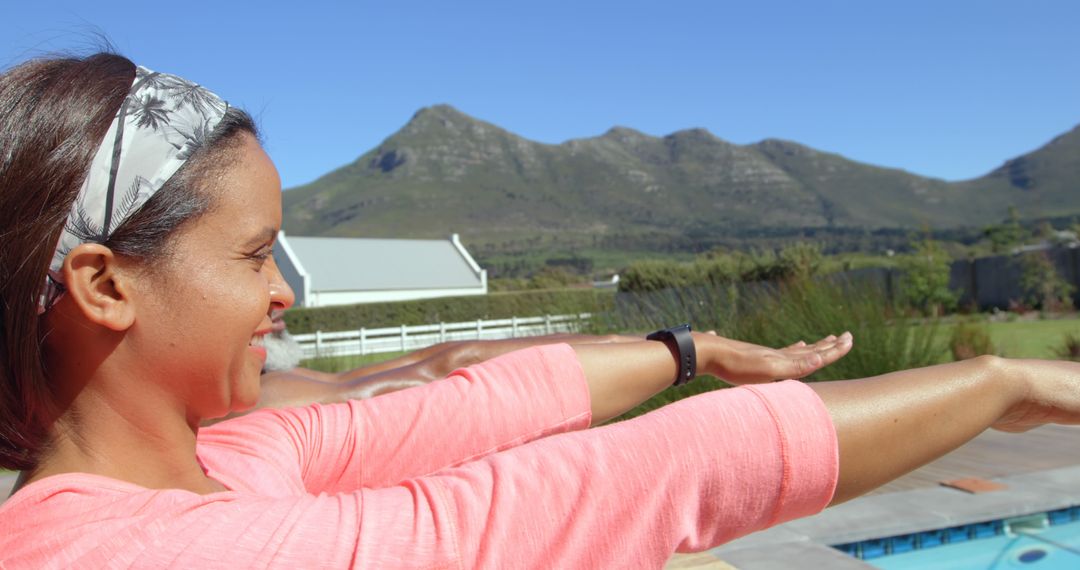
{"left": 812, "top": 356, "right": 1080, "bottom": 505}
{"left": 332, "top": 333, "right": 640, "bottom": 385}
{"left": 255, "top": 331, "right": 852, "bottom": 415}
{"left": 254, "top": 334, "right": 641, "bottom": 410}
{"left": 573, "top": 337, "right": 1080, "bottom": 505}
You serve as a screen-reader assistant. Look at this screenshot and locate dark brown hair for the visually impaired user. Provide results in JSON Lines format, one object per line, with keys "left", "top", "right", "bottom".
{"left": 0, "top": 53, "right": 256, "bottom": 470}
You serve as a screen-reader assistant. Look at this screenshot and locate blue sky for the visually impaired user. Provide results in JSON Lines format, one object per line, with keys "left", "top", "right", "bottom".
{"left": 3, "top": 0, "right": 1078, "bottom": 189}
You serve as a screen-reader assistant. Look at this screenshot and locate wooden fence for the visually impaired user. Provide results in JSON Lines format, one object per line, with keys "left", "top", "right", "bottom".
{"left": 843, "top": 245, "right": 1080, "bottom": 310}
{"left": 293, "top": 313, "right": 593, "bottom": 359}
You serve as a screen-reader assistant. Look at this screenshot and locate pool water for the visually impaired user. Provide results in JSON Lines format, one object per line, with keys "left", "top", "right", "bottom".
{"left": 834, "top": 508, "right": 1080, "bottom": 570}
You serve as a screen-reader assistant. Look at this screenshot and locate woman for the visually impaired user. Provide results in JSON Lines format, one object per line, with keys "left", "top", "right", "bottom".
{"left": 1, "top": 53, "right": 1078, "bottom": 569}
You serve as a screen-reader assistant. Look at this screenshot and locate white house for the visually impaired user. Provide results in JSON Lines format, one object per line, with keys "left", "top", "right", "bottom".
{"left": 273, "top": 232, "right": 488, "bottom": 308}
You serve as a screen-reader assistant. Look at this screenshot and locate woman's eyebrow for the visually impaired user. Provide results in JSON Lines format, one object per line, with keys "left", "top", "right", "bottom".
{"left": 241, "top": 227, "right": 278, "bottom": 249}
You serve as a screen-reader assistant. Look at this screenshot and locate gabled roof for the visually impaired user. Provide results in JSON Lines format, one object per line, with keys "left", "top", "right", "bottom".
{"left": 282, "top": 235, "right": 483, "bottom": 292}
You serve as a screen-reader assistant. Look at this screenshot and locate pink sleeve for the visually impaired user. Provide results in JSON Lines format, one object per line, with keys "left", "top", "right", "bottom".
{"left": 186, "top": 380, "right": 836, "bottom": 568}
{"left": 1, "top": 378, "right": 838, "bottom": 568}
{"left": 199, "top": 344, "right": 592, "bottom": 493}
{"left": 424, "top": 380, "right": 840, "bottom": 567}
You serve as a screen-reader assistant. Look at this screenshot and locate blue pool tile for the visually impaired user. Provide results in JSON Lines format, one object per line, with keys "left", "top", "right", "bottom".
{"left": 888, "top": 535, "right": 916, "bottom": 554}
{"left": 972, "top": 521, "right": 999, "bottom": 538}
{"left": 917, "top": 530, "right": 944, "bottom": 548}
{"left": 861, "top": 539, "right": 887, "bottom": 559}
{"left": 945, "top": 526, "right": 971, "bottom": 543}
{"left": 1049, "top": 508, "right": 1072, "bottom": 525}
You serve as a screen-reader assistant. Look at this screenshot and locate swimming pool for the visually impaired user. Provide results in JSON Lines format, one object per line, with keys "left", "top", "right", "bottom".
{"left": 833, "top": 507, "right": 1080, "bottom": 569}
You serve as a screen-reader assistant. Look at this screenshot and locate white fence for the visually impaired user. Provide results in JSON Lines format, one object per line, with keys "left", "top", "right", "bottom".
{"left": 293, "top": 313, "right": 593, "bottom": 359}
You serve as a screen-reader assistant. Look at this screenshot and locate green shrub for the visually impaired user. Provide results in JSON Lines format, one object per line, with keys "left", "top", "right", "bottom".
{"left": 1055, "top": 332, "right": 1080, "bottom": 361}
{"left": 898, "top": 238, "right": 958, "bottom": 316}
{"left": 618, "top": 243, "right": 822, "bottom": 294}
{"left": 618, "top": 259, "right": 709, "bottom": 293}
{"left": 527, "top": 266, "right": 579, "bottom": 290}
{"left": 599, "top": 282, "right": 741, "bottom": 337}
{"left": 284, "top": 289, "right": 615, "bottom": 334}
{"left": 1018, "top": 251, "right": 1075, "bottom": 312}
{"left": 983, "top": 206, "right": 1027, "bottom": 254}
{"left": 739, "top": 242, "right": 823, "bottom": 282}
{"left": 607, "top": 276, "right": 946, "bottom": 421}
{"left": 949, "top": 320, "right": 996, "bottom": 361}
{"left": 732, "top": 276, "right": 945, "bottom": 381}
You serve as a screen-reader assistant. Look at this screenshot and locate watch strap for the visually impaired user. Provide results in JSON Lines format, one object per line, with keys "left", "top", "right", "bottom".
{"left": 646, "top": 324, "right": 696, "bottom": 386}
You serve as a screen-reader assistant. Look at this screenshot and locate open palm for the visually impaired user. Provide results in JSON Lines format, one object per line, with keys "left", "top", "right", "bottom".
{"left": 701, "top": 332, "right": 853, "bottom": 384}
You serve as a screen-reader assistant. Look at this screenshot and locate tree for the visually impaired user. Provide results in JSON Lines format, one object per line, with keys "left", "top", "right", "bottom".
{"left": 983, "top": 206, "right": 1027, "bottom": 254}
{"left": 898, "top": 238, "right": 958, "bottom": 316}
{"left": 1018, "top": 251, "right": 1075, "bottom": 312}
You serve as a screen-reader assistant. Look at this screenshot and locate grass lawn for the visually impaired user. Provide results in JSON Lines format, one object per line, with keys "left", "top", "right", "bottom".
{"left": 982, "top": 315, "right": 1080, "bottom": 359}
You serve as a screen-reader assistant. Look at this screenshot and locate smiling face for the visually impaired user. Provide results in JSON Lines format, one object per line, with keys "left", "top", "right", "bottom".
{"left": 128, "top": 133, "right": 294, "bottom": 420}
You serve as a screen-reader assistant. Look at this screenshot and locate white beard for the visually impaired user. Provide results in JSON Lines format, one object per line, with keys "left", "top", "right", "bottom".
{"left": 262, "top": 329, "right": 305, "bottom": 372}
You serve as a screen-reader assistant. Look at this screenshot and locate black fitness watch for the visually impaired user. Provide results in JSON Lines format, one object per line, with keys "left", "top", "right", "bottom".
{"left": 646, "top": 324, "right": 696, "bottom": 386}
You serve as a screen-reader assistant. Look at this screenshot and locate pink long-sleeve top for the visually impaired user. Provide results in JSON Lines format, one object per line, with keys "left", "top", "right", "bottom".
{"left": 0, "top": 344, "right": 838, "bottom": 569}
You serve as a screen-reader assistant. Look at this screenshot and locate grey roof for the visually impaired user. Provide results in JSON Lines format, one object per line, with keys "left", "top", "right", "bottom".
{"left": 282, "top": 236, "right": 483, "bottom": 292}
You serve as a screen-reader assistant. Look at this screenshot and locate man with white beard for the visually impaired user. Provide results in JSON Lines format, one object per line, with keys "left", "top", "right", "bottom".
{"left": 253, "top": 311, "right": 639, "bottom": 411}
{"left": 249, "top": 311, "right": 848, "bottom": 414}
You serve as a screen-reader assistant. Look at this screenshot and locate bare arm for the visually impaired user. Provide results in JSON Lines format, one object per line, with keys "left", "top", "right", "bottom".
{"left": 253, "top": 332, "right": 848, "bottom": 416}
{"left": 347, "top": 333, "right": 639, "bottom": 385}
{"left": 572, "top": 332, "right": 853, "bottom": 424}
{"left": 572, "top": 337, "right": 1080, "bottom": 506}
{"left": 255, "top": 334, "right": 643, "bottom": 410}
{"left": 812, "top": 356, "right": 1080, "bottom": 505}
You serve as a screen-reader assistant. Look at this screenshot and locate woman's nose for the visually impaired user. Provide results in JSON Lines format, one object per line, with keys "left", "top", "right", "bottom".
{"left": 265, "top": 255, "right": 296, "bottom": 311}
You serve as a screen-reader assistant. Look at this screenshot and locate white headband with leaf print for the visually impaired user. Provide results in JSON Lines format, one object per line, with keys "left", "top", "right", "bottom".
{"left": 40, "top": 66, "right": 229, "bottom": 313}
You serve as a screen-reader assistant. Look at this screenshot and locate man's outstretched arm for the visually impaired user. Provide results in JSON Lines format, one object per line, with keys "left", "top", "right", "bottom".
{"left": 256, "top": 334, "right": 640, "bottom": 409}
{"left": 253, "top": 332, "right": 851, "bottom": 415}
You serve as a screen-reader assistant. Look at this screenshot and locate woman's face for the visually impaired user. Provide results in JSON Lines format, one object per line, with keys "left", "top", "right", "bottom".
{"left": 130, "top": 133, "right": 294, "bottom": 420}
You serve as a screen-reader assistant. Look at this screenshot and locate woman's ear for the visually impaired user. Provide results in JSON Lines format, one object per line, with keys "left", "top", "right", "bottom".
{"left": 61, "top": 243, "right": 137, "bottom": 331}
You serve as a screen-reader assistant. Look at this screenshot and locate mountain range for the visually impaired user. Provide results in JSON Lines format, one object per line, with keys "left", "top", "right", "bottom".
{"left": 282, "top": 105, "right": 1080, "bottom": 254}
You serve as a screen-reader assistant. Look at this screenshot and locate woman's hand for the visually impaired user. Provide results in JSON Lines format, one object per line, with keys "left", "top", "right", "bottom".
{"left": 572, "top": 331, "right": 852, "bottom": 425}
{"left": 696, "top": 331, "right": 853, "bottom": 385}
{"left": 992, "top": 358, "right": 1080, "bottom": 433}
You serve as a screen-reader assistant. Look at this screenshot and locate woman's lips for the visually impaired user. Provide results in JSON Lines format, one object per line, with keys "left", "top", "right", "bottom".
{"left": 248, "top": 345, "right": 267, "bottom": 360}
{"left": 249, "top": 333, "right": 269, "bottom": 360}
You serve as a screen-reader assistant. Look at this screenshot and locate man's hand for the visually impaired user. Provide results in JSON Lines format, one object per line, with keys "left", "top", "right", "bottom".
{"left": 698, "top": 332, "right": 853, "bottom": 384}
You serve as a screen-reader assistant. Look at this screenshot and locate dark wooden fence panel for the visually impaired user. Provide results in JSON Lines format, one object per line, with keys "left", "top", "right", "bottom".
{"left": 946, "top": 247, "right": 1078, "bottom": 310}
{"left": 807, "top": 247, "right": 1077, "bottom": 311}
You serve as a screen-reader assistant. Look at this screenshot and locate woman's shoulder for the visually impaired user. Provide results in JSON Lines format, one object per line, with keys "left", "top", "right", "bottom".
{"left": 0, "top": 472, "right": 197, "bottom": 551}
{"left": 0, "top": 472, "right": 299, "bottom": 567}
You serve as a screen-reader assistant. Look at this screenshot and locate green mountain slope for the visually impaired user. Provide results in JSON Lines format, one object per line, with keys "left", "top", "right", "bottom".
{"left": 282, "top": 105, "right": 1080, "bottom": 251}
{"left": 953, "top": 124, "right": 1080, "bottom": 217}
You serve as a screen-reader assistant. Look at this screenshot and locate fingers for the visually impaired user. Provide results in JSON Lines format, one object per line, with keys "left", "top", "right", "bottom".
{"left": 783, "top": 332, "right": 852, "bottom": 378}
{"left": 711, "top": 332, "right": 854, "bottom": 384}
{"left": 814, "top": 332, "right": 853, "bottom": 367}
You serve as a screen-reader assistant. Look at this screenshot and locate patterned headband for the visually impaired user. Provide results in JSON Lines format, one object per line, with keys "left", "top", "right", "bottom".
{"left": 39, "top": 66, "right": 229, "bottom": 313}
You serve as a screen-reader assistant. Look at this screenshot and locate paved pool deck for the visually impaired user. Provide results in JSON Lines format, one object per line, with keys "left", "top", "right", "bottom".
{"left": 666, "top": 424, "right": 1080, "bottom": 569}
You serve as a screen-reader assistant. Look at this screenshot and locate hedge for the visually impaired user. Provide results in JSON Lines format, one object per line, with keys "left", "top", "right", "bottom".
{"left": 283, "top": 289, "right": 616, "bottom": 334}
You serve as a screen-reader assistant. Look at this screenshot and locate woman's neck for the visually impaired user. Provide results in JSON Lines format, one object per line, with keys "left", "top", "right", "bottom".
{"left": 24, "top": 381, "right": 224, "bottom": 495}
